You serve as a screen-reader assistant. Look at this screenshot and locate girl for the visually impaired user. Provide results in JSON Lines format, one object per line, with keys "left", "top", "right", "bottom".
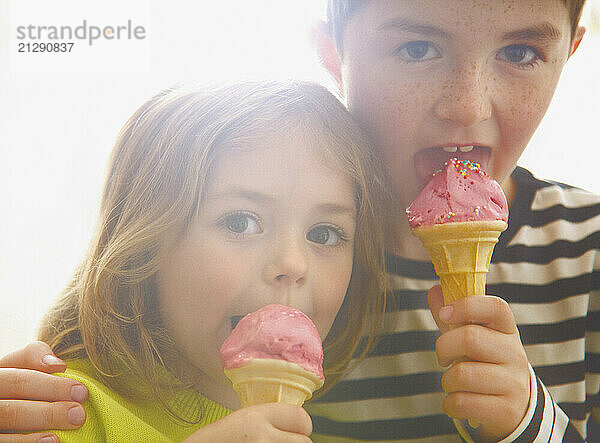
{"left": 18, "top": 81, "right": 387, "bottom": 441}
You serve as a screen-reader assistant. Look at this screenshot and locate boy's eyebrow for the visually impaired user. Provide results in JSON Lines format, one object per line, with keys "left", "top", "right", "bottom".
{"left": 377, "top": 18, "right": 451, "bottom": 39}
{"left": 502, "top": 23, "right": 562, "bottom": 42}
{"left": 377, "top": 19, "right": 562, "bottom": 44}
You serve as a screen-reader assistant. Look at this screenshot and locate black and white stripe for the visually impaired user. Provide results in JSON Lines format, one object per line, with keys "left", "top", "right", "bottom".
{"left": 307, "top": 167, "right": 600, "bottom": 442}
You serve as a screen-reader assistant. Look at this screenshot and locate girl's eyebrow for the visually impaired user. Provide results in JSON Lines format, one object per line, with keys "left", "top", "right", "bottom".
{"left": 377, "top": 18, "right": 451, "bottom": 39}
{"left": 502, "top": 23, "right": 562, "bottom": 42}
{"left": 206, "top": 189, "right": 276, "bottom": 204}
{"left": 314, "top": 203, "right": 356, "bottom": 217}
{"left": 207, "top": 189, "right": 355, "bottom": 216}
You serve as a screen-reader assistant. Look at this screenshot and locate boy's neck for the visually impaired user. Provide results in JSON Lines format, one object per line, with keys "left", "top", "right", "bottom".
{"left": 501, "top": 175, "right": 517, "bottom": 209}
{"left": 386, "top": 226, "right": 430, "bottom": 260}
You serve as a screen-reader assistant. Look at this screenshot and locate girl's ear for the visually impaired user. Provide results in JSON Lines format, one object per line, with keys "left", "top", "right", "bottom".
{"left": 310, "top": 20, "right": 344, "bottom": 97}
{"left": 569, "top": 26, "right": 586, "bottom": 58}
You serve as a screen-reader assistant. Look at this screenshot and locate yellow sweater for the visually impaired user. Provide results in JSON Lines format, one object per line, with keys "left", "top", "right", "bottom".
{"left": 53, "top": 359, "right": 231, "bottom": 442}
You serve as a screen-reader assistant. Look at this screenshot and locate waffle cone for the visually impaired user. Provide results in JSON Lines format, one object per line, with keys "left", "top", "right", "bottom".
{"left": 224, "top": 359, "right": 324, "bottom": 407}
{"left": 412, "top": 220, "right": 507, "bottom": 304}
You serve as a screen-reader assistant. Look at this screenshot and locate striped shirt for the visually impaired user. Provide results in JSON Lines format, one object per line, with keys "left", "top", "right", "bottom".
{"left": 307, "top": 167, "right": 600, "bottom": 442}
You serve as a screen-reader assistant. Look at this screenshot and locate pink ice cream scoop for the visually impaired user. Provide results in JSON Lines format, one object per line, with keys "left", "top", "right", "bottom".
{"left": 406, "top": 158, "right": 508, "bottom": 229}
{"left": 220, "top": 304, "right": 324, "bottom": 407}
{"left": 220, "top": 304, "right": 323, "bottom": 378}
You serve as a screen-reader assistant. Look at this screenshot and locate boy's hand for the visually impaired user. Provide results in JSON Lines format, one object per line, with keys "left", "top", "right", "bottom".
{"left": 0, "top": 341, "right": 87, "bottom": 441}
{"left": 183, "top": 403, "right": 312, "bottom": 442}
{"left": 427, "top": 285, "right": 530, "bottom": 442}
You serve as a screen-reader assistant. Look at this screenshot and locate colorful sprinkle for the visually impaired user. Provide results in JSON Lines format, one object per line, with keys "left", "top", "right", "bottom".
{"left": 433, "top": 158, "right": 487, "bottom": 179}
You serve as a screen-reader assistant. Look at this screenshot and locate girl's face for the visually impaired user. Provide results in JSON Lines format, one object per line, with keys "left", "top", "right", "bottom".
{"left": 156, "top": 134, "right": 356, "bottom": 408}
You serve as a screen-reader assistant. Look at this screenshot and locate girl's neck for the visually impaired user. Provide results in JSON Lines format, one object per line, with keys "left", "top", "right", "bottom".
{"left": 192, "top": 372, "right": 240, "bottom": 410}
{"left": 175, "top": 357, "right": 241, "bottom": 410}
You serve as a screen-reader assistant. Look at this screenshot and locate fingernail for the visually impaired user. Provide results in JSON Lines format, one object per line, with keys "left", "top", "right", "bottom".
{"left": 68, "top": 405, "right": 85, "bottom": 426}
{"left": 439, "top": 305, "right": 453, "bottom": 322}
{"left": 39, "top": 436, "right": 57, "bottom": 443}
{"left": 71, "top": 384, "right": 88, "bottom": 402}
{"left": 42, "top": 354, "right": 64, "bottom": 366}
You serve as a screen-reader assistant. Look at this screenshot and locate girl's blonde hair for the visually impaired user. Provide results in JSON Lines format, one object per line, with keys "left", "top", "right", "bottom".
{"left": 38, "top": 80, "right": 387, "bottom": 421}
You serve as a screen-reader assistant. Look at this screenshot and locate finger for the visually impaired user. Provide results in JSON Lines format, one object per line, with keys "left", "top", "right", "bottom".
{"left": 439, "top": 296, "right": 518, "bottom": 334}
{"left": 427, "top": 285, "right": 450, "bottom": 333}
{"left": 435, "top": 324, "right": 519, "bottom": 366}
{"left": 0, "top": 400, "right": 86, "bottom": 432}
{"left": 0, "top": 433, "right": 58, "bottom": 442}
{"left": 441, "top": 361, "right": 528, "bottom": 396}
{"left": 251, "top": 403, "right": 312, "bottom": 436}
{"left": 0, "top": 343, "right": 66, "bottom": 374}
{"left": 0, "top": 369, "right": 88, "bottom": 404}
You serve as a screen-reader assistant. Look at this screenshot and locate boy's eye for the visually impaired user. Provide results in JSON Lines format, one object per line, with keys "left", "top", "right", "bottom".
{"left": 306, "top": 225, "right": 344, "bottom": 246}
{"left": 497, "top": 44, "right": 540, "bottom": 66}
{"left": 395, "top": 41, "right": 440, "bottom": 62}
{"left": 222, "top": 212, "right": 262, "bottom": 235}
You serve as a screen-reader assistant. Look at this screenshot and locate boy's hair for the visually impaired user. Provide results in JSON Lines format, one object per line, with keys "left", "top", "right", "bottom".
{"left": 38, "top": 80, "right": 388, "bottom": 421}
{"left": 327, "top": 0, "right": 587, "bottom": 58}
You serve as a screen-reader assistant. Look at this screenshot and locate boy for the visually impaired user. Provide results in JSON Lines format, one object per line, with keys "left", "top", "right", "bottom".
{"left": 305, "top": 1, "right": 598, "bottom": 441}
{"left": 1, "top": 1, "right": 598, "bottom": 441}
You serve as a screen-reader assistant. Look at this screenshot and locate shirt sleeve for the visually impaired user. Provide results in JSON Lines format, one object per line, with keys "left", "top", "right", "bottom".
{"left": 454, "top": 364, "right": 588, "bottom": 442}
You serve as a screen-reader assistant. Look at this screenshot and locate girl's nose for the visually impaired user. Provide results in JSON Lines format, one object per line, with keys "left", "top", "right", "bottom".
{"left": 433, "top": 63, "right": 492, "bottom": 128}
{"left": 263, "top": 238, "right": 308, "bottom": 287}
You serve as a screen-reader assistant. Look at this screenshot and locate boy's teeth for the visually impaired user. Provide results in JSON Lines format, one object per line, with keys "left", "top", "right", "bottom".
{"left": 442, "top": 146, "right": 458, "bottom": 152}
{"left": 459, "top": 145, "right": 474, "bottom": 152}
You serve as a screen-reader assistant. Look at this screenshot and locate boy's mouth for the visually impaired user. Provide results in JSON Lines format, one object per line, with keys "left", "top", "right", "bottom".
{"left": 413, "top": 145, "right": 491, "bottom": 189}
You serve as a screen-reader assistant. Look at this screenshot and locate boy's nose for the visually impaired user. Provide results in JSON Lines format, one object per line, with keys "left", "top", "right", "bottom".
{"left": 433, "top": 64, "right": 492, "bottom": 128}
{"left": 263, "top": 238, "right": 308, "bottom": 288}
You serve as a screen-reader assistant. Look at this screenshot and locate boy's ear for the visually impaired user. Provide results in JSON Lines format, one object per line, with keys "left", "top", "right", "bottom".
{"left": 569, "top": 26, "right": 586, "bottom": 58}
{"left": 310, "top": 20, "right": 344, "bottom": 96}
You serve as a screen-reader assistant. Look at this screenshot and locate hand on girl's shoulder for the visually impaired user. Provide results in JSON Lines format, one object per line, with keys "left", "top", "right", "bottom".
{"left": 0, "top": 341, "right": 87, "bottom": 437}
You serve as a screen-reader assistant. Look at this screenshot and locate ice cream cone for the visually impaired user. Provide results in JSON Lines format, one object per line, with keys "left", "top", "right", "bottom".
{"left": 412, "top": 220, "right": 507, "bottom": 304}
{"left": 413, "top": 219, "right": 507, "bottom": 429}
{"left": 224, "top": 358, "right": 324, "bottom": 407}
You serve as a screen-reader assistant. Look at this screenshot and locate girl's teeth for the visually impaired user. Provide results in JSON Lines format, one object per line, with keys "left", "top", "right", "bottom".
{"left": 442, "top": 147, "right": 458, "bottom": 152}
{"left": 459, "top": 145, "right": 474, "bottom": 152}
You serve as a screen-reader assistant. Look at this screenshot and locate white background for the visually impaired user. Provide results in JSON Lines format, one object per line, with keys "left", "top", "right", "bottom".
{"left": 1, "top": 0, "right": 599, "bottom": 356}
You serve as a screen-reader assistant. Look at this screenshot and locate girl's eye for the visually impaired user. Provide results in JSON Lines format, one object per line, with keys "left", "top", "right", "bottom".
{"left": 222, "top": 212, "right": 262, "bottom": 235}
{"left": 497, "top": 44, "right": 540, "bottom": 66}
{"left": 395, "top": 41, "right": 440, "bottom": 62}
{"left": 306, "top": 225, "right": 345, "bottom": 246}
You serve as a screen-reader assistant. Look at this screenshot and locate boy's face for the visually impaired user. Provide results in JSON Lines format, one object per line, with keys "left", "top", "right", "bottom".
{"left": 333, "top": 0, "right": 576, "bottom": 210}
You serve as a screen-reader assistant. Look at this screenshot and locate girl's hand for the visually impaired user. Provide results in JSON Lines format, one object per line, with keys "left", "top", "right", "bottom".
{"left": 0, "top": 341, "right": 87, "bottom": 442}
{"left": 427, "top": 285, "right": 530, "bottom": 442}
{"left": 183, "top": 403, "right": 313, "bottom": 442}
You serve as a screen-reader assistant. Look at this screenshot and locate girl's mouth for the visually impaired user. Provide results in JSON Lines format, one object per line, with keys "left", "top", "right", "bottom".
{"left": 413, "top": 145, "right": 491, "bottom": 189}
{"left": 231, "top": 315, "right": 244, "bottom": 329}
